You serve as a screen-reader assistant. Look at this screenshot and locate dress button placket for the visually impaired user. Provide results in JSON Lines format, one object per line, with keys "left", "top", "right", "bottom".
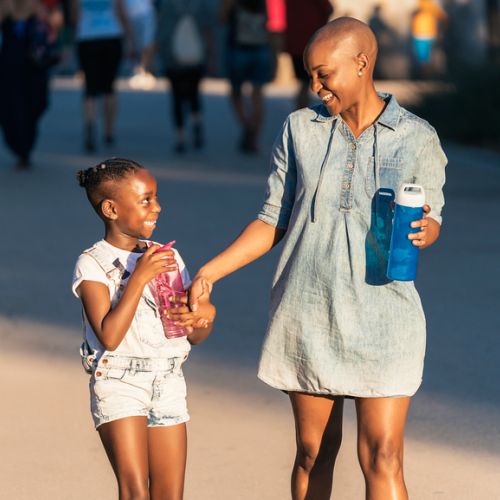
{"left": 340, "top": 143, "right": 357, "bottom": 210}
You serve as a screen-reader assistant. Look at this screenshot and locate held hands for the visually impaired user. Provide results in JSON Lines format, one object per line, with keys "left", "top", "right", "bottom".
{"left": 166, "top": 293, "right": 216, "bottom": 329}
{"left": 167, "top": 293, "right": 216, "bottom": 344}
{"left": 408, "top": 204, "right": 440, "bottom": 249}
{"left": 131, "top": 244, "right": 178, "bottom": 286}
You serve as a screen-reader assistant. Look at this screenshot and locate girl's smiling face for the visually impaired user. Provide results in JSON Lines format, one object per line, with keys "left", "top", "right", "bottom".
{"left": 305, "top": 39, "right": 363, "bottom": 116}
{"left": 107, "top": 169, "right": 162, "bottom": 241}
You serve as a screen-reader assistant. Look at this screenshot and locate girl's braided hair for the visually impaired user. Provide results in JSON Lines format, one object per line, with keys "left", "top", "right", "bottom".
{"left": 77, "top": 158, "right": 145, "bottom": 211}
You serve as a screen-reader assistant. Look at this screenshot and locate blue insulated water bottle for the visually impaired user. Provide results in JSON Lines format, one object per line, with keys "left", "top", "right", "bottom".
{"left": 386, "top": 184, "right": 425, "bottom": 281}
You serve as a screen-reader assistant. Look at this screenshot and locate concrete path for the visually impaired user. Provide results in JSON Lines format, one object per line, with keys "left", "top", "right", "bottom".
{"left": 0, "top": 79, "right": 499, "bottom": 499}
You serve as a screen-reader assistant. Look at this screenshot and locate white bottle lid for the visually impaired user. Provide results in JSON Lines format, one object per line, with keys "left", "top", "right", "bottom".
{"left": 395, "top": 183, "right": 425, "bottom": 208}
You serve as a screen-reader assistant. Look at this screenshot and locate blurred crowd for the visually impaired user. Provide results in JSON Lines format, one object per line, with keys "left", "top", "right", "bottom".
{"left": 1, "top": 0, "right": 496, "bottom": 169}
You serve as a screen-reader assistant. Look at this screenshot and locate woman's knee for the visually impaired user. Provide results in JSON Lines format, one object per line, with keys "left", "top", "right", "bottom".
{"left": 296, "top": 429, "right": 342, "bottom": 473}
{"left": 359, "top": 441, "right": 403, "bottom": 478}
{"left": 117, "top": 476, "right": 150, "bottom": 500}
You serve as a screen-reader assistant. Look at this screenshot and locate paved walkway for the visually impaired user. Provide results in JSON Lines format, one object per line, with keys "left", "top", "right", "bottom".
{"left": 0, "top": 79, "right": 499, "bottom": 499}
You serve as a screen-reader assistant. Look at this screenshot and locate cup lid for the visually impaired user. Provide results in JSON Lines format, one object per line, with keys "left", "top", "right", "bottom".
{"left": 396, "top": 184, "right": 425, "bottom": 207}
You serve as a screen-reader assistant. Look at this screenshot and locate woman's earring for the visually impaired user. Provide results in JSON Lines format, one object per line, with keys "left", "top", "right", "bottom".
{"left": 358, "top": 71, "right": 363, "bottom": 77}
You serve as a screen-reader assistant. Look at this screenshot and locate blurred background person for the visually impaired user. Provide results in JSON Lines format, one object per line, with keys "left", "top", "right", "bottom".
{"left": 125, "top": 0, "right": 157, "bottom": 90}
{"left": 155, "top": 0, "right": 213, "bottom": 154}
{"left": 71, "top": 0, "right": 133, "bottom": 152}
{"left": 0, "top": 0, "right": 60, "bottom": 169}
{"left": 40, "top": 0, "right": 64, "bottom": 37}
{"left": 411, "top": 0, "right": 447, "bottom": 78}
{"left": 220, "top": 0, "right": 274, "bottom": 154}
{"left": 284, "top": 0, "right": 332, "bottom": 110}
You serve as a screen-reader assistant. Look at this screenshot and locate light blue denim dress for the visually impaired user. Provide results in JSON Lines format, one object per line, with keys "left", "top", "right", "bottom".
{"left": 257, "top": 93, "right": 447, "bottom": 397}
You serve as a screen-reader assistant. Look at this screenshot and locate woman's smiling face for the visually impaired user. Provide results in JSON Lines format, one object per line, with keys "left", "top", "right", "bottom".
{"left": 304, "top": 39, "right": 362, "bottom": 116}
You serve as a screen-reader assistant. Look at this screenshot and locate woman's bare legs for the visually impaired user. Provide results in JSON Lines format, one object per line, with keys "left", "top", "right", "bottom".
{"left": 289, "top": 392, "right": 344, "bottom": 500}
{"left": 148, "top": 423, "right": 187, "bottom": 500}
{"left": 98, "top": 416, "right": 150, "bottom": 500}
{"left": 356, "top": 397, "right": 411, "bottom": 500}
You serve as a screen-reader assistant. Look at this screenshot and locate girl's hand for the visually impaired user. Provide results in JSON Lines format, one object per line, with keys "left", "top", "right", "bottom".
{"left": 408, "top": 204, "right": 441, "bottom": 249}
{"left": 131, "top": 244, "right": 177, "bottom": 286}
{"left": 167, "top": 294, "right": 216, "bottom": 345}
{"left": 167, "top": 294, "right": 215, "bottom": 329}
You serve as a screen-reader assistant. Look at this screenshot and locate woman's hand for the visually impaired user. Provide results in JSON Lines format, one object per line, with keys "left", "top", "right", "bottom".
{"left": 408, "top": 204, "right": 441, "bottom": 249}
{"left": 130, "top": 244, "right": 178, "bottom": 286}
{"left": 187, "top": 275, "right": 213, "bottom": 313}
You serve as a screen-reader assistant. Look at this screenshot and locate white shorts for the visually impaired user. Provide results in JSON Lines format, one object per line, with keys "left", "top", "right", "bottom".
{"left": 90, "top": 354, "right": 189, "bottom": 429}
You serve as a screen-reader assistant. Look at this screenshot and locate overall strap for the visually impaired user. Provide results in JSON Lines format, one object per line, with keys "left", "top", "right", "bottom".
{"left": 83, "top": 244, "right": 128, "bottom": 282}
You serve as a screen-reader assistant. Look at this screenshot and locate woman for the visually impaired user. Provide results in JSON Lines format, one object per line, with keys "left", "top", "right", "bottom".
{"left": 183, "top": 17, "right": 447, "bottom": 500}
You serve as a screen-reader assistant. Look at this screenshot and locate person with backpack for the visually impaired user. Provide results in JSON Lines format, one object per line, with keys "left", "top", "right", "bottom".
{"left": 155, "top": 0, "right": 213, "bottom": 153}
{"left": 220, "top": 0, "right": 275, "bottom": 154}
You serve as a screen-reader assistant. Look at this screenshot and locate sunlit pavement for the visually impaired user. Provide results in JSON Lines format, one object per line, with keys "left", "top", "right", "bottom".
{"left": 0, "top": 78, "right": 499, "bottom": 499}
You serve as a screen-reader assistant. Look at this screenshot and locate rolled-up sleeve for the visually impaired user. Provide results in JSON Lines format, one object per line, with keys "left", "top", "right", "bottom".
{"left": 415, "top": 130, "right": 447, "bottom": 225}
{"left": 257, "top": 118, "right": 297, "bottom": 229}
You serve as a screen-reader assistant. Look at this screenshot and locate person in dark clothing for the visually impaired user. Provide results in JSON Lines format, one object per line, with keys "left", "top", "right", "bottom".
{"left": 221, "top": 0, "right": 274, "bottom": 153}
{"left": 0, "top": 0, "right": 54, "bottom": 169}
{"left": 155, "top": 0, "right": 213, "bottom": 154}
{"left": 285, "top": 0, "right": 332, "bottom": 109}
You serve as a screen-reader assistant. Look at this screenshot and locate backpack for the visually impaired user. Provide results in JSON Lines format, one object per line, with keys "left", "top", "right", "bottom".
{"left": 171, "top": 1, "right": 204, "bottom": 66}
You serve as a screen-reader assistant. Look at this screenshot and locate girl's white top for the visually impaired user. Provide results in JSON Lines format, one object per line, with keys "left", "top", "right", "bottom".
{"left": 72, "top": 239, "right": 191, "bottom": 361}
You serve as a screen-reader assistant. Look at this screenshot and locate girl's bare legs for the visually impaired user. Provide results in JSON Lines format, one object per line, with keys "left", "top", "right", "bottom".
{"left": 98, "top": 416, "right": 150, "bottom": 500}
{"left": 148, "top": 423, "right": 187, "bottom": 500}
{"left": 99, "top": 418, "right": 187, "bottom": 500}
{"left": 356, "top": 397, "right": 411, "bottom": 500}
{"left": 289, "top": 392, "right": 344, "bottom": 500}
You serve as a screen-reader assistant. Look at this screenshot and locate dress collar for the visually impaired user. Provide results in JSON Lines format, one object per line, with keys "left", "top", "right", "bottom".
{"left": 311, "top": 92, "right": 401, "bottom": 131}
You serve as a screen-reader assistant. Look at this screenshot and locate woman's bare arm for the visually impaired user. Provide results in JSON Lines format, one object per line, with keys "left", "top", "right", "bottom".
{"left": 189, "top": 219, "right": 285, "bottom": 310}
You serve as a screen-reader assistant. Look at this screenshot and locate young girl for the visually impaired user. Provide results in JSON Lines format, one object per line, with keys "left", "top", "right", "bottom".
{"left": 72, "top": 157, "right": 215, "bottom": 500}
{"left": 186, "top": 17, "right": 447, "bottom": 500}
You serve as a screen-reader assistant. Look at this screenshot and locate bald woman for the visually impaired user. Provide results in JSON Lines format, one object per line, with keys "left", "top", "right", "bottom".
{"left": 184, "top": 17, "right": 447, "bottom": 499}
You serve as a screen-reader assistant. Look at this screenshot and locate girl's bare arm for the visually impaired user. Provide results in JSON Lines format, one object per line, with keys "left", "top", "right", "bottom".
{"left": 78, "top": 246, "right": 176, "bottom": 350}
